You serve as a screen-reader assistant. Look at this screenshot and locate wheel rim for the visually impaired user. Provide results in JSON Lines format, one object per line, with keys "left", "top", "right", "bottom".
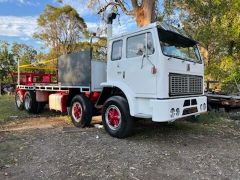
{"left": 16, "top": 93, "right": 21, "bottom": 107}
{"left": 24, "top": 95, "right": 30, "bottom": 110}
{"left": 72, "top": 102, "right": 83, "bottom": 122}
{"left": 105, "top": 105, "right": 121, "bottom": 130}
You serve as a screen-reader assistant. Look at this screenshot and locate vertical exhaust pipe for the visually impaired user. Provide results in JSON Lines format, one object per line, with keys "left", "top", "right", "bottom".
{"left": 107, "top": 13, "right": 117, "bottom": 38}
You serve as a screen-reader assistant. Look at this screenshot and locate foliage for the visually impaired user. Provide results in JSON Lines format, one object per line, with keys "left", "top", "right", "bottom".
{"left": 167, "top": 0, "right": 240, "bottom": 92}
{"left": 0, "top": 42, "right": 15, "bottom": 83}
{"left": 0, "top": 41, "right": 38, "bottom": 83}
{"left": 34, "top": 4, "right": 88, "bottom": 56}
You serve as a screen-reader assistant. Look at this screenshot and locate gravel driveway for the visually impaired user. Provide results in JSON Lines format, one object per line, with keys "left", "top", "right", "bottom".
{"left": 0, "top": 116, "right": 240, "bottom": 180}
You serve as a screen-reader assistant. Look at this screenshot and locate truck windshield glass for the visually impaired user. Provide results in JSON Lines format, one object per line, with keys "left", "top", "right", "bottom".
{"left": 158, "top": 29, "right": 201, "bottom": 63}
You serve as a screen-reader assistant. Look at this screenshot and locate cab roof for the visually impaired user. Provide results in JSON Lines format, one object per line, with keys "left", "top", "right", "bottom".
{"left": 109, "top": 21, "right": 195, "bottom": 43}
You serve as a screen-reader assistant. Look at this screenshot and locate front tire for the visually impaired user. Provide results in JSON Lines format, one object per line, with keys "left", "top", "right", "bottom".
{"left": 102, "top": 96, "right": 133, "bottom": 138}
{"left": 70, "top": 95, "right": 92, "bottom": 127}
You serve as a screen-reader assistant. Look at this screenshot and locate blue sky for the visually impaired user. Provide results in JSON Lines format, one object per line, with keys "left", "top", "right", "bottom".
{"left": 0, "top": 0, "right": 166, "bottom": 52}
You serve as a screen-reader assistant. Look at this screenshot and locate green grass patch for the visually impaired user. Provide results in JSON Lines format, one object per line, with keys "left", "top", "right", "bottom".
{"left": 0, "top": 95, "right": 60, "bottom": 123}
{"left": 0, "top": 95, "right": 30, "bottom": 123}
{"left": 185, "top": 111, "right": 240, "bottom": 131}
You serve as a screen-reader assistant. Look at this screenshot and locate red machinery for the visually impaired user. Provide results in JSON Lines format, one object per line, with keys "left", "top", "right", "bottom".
{"left": 12, "top": 72, "right": 57, "bottom": 85}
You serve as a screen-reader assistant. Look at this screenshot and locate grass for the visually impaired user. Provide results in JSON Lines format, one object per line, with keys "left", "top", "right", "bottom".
{"left": 0, "top": 95, "right": 29, "bottom": 123}
{"left": 0, "top": 95, "right": 60, "bottom": 124}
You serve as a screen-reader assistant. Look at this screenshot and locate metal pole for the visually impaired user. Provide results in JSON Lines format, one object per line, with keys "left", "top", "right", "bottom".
{"left": 17, "top": 57, "right": 20, "bottom": 86}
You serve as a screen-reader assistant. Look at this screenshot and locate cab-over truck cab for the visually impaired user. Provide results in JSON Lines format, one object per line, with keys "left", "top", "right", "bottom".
{"left": 99, "top": 21, "right": 207, "bottom": 138}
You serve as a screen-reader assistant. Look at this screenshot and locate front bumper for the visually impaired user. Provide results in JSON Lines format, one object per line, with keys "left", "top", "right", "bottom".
{"left": 151, "top": 96, "right": 207, "bottom": 122}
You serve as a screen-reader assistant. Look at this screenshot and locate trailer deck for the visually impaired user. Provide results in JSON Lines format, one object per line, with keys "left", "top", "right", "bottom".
{"left": 206, "top": 92, "right": 240, "bottom": 110}
{"left": 17, "top": 84, "right": 91, "bottom": 92}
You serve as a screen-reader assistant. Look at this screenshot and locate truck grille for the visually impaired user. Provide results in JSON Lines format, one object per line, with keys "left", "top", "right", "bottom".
{"left": 169, "top": 73, "right": 203, "bottom": 96}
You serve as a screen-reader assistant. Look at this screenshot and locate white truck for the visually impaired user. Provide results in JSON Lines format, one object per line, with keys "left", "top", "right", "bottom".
{"left": 15, "top": 13, "right": 207, "bottom": 138}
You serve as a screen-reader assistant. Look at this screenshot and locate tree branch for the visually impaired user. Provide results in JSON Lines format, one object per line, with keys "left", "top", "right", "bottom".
{"left": 131, "top": 0, "right": 138, "bottom": 8}
{"left": 98, "top": 1, "right": 134, "bottom": 16}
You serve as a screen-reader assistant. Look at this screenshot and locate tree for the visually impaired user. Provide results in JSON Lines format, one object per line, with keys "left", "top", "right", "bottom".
{"left": 34, "top": 5, "right": 88, "bottom": 56}
{"left": 168, "top": 0, "right": 240, "bottom": 92}
{"left": 0, "top": 42, "right": 15, "bottom": 83}
{"left": 12, "top": 43, "right": 37, "bottom": 66}
{"left": 88, "top": 0, "right": 158, "bottom": 27}
{"left": 0, "top": 42, "right": 39, "bottom": 84}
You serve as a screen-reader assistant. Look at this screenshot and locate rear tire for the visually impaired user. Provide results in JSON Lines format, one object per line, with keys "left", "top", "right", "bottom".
{"left": 15, "top": 91, "right": 24, "bottom": 110}
{"left": 24, "top": 91, "right": 39, "bottom": 114}
{"left": 70, "top": 95, "right": 92, "bottom": 127}
{"left": 102, "top": 96, "right": 133, "bottom": 138}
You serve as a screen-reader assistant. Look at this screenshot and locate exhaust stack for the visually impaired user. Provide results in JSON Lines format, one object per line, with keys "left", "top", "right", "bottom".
{"left": 107, "top": 13, "right": 117, "bottom": 38}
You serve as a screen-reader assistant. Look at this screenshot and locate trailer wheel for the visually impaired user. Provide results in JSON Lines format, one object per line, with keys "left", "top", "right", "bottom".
{"left": 70, "top": 95, "right": 92, "bottom": 127}
{"left": 24, "top": 91, "right": 38, "bottom": 113}
{"left": 102, "top": 96, "right": 133, "bottom": 138}
{"left": 15, "top": 91, "right": 24, "bottom": 110}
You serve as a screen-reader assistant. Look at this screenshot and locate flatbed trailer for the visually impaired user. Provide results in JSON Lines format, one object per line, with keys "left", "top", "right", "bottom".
{"left": 206, "top": 93, "right": 240, "bottom": 111}
{"left": 16, "top": 51, "right": 105, "bottom": 119}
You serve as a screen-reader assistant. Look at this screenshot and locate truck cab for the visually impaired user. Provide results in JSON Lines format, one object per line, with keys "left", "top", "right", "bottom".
{"left": 99, "top": 22, "right": 207, "bottom": 137}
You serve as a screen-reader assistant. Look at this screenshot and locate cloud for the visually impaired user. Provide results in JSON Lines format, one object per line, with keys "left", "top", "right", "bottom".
{"left": 112, "top": 14, "right": 137, "bottom": 35}
{"left": 20, "top": 37, "right": 30, "bottom": 41}
{"left": 0, "top": 0, "right": 39, "bottom": 6}
{"left": 59, "top": 0, "right": 95, "bottom": 16}
{"left": 0, "top": 14, "right": 137, "bottom": 45}
{"left": 0, "top": 16, "right": 37, "bottom": 37}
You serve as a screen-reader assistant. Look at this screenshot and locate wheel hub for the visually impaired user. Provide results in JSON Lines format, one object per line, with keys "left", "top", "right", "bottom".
{"left": 16, "top": 94, "right": 21, "bottom": 107}
{"left": 106, "top": 105, "right": 121, "bottom": 130}
{"left": 72, "top": 102, "right": 82, "bottom": 122}
{"left": 24, "top": 95, "right": 30, "bottom": 110}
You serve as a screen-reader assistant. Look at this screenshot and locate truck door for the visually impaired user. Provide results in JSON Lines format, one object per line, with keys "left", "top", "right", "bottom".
{"left": 107, "top": 39, "right": 124, "bottom": 83}
{"left": 122, "top": 32, "right": 157, "bottom": 95}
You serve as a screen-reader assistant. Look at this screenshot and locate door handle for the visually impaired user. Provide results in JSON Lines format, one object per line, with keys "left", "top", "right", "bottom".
{"left": 123, "top": 71, "right": 125, "bottom": 79}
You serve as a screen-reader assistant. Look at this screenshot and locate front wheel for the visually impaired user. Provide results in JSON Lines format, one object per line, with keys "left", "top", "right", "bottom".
{"left": 102, "top": 96, "right": 133, "bottom": 138}
{"left": 70, "top": 95, "right": 92, "bottom": 127}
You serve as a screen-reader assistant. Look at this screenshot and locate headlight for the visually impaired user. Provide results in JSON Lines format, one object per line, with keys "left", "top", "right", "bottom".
{"left": 200, "top": 104, "right": 203, "bottom": 111}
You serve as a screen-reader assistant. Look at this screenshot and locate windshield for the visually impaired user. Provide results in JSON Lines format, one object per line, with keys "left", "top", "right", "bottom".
{"left": 158, "top": 28, "right": 202, "bottom": 63}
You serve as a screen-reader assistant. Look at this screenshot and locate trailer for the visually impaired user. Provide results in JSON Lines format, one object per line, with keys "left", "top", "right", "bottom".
{"left": 206, "top": 93, "right": 240, "bottom": 111}
{"left": 15, "top": 13, "right": 207, "bottom": 138}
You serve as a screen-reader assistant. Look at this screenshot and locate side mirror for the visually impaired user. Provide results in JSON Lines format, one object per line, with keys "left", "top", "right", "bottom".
{"left": 136, "top": 49, "right": 144, "bottom": 56}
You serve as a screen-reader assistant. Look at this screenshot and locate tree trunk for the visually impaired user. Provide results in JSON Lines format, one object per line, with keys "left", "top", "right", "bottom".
{"left": 135, "top": 0, "right": 156, "bottom": 27}
{"left": 0, "top": 80, "right": 1, "bottom": 96}
{"left": 199, "top": 46, "right": 209, "bottom": 65}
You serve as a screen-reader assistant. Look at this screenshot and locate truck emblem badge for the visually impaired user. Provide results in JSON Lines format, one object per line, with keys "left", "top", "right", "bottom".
{"left": 187, "top": 64, "right": 190, "bottom": 71}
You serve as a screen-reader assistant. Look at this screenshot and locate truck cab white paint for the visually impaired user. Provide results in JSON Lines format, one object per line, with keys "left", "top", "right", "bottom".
{"left": 103, "top": 22, "right": 207, "bottom": 122}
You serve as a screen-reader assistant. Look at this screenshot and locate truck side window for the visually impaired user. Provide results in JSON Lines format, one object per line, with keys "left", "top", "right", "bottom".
{"left": 111, "top": 40, "right": 123, "bottom": 61}
{"left": 127, "top": 32, "right": 154, "bottom": 58}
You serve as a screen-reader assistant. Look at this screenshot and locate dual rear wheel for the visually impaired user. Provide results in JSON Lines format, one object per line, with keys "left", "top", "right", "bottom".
{"left": 15, "top": 91, "right": 45, "bottom": 114}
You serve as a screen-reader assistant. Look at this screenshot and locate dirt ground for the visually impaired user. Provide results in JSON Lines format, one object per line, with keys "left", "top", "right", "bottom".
{"left": 0, "top": 115, "right": 240, "bottom": 180}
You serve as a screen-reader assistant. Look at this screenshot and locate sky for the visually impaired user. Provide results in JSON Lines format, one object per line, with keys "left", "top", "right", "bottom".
{"left": 0, "top": 0, "right": 138, "bottom": 52}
